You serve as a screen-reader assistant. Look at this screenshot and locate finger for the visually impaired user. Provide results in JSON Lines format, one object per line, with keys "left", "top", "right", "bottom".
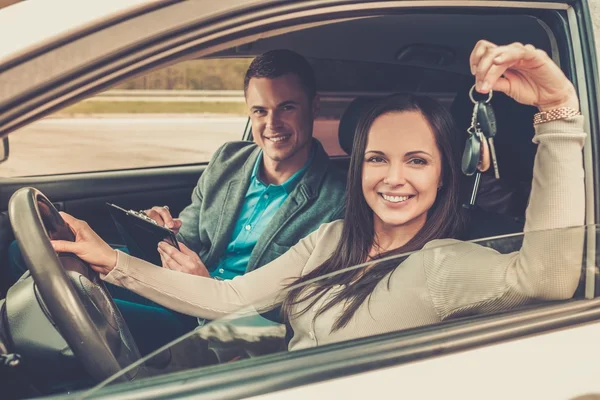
{"left": 492, "top": 43, "right": 540, "bottom": 67}
{"left": 469, "top": 40, "right": 497, "bottom": 75}
{"left": 490, "top": 73, "right": 514, "bottom": 96}
{"left": 58, "top": 212, "right": 87, "bottom": 231}
{"left": 170, "top": 218, "right": 182, "bottom": 231}
{"left": 158, "top": 242, "right": 194, "bottom": 269}
{"left": 481, "top": 45, "right": 541, "bottom": 95}
{"left": 159, "top": 252, "right": 169, "bottom": 269}
{"left": 178, "top": 242, "right": 196, "bottom": 257}
{"left": 158, "top": 247, "right": 181, "bottom": 270}
{"left": 151, "top": 206, "right": 174, "bottom": 227}
{"left": 51, "top": 239, "right": 79, "bottom": 253}
{"left": 144, "top": 209, "right": 165, "bottom": 225}
{"left": 474, "top": 45, "right": 519, "bottom": 93}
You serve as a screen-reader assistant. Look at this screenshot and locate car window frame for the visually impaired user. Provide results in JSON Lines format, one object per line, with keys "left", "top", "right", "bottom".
{"left": 2, "top": 0, "right": 598, "bottom": 397}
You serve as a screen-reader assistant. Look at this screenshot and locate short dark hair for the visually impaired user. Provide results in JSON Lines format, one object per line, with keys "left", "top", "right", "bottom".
{"left": 243, "top": 49, "right": 317, "bottom": 99}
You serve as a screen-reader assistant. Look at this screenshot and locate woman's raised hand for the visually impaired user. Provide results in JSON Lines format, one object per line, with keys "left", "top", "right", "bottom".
{"left": 470, "top": 40, "right": 579, "bottom": 112}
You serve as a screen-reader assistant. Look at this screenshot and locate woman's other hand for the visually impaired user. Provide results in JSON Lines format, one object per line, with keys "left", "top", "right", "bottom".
{"left": 470, "top": 40, "right": 579, "bottom": 112}
{"left": 50, "top": 212, "right": 117, "bottom": 275}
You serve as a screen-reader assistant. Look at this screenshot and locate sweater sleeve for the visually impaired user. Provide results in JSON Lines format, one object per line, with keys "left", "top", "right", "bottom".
{"left": 102, "top": 222, "right": 336, "bottom": 320}
{"left": 423, "top": 116, "right": 587, "bottom": 319}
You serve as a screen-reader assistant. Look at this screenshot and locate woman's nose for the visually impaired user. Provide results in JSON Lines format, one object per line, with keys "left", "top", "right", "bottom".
{"left": 383, "top": 164, "right": 406, "bottom": 186}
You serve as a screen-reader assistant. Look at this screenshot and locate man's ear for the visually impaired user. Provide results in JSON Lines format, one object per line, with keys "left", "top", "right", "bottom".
{"left": 311, "top": 94, "right": 321, "bottom": 119}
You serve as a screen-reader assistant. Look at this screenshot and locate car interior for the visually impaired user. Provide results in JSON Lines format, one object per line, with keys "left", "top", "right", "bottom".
{"left": 0, "top": 7, "right": 590, "bottom": 398}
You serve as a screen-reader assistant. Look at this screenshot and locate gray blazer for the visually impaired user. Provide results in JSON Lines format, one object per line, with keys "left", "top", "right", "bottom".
{"left": 177, "top": 139, "right": 346, "bottom": 274}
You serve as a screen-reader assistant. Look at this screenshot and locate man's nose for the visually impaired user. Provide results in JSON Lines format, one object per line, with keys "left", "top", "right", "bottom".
{"left": 383, "top": 163, "right": 406, "bottom": 186}
{"left": 266, "top": 111, "right": 283, "bottom": 130}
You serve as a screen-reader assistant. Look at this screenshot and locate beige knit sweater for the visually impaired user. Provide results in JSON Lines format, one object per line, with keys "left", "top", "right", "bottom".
{"left": 104, "top": 116, "right": 586, "bottom": 351}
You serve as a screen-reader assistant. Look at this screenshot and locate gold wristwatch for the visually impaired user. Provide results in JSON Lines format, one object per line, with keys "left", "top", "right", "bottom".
{"left": 533, "top": 107, "right": 581, "bottom": 125}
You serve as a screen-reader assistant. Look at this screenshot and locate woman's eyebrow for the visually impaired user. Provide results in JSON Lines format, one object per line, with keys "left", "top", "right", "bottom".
{"left": 405, "top": 150, "right": 433, "bottom": 158}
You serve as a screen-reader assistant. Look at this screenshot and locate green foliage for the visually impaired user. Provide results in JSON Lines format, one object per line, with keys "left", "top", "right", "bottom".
{"left": 116, "top": 58, "right": 253, "bottom": 90}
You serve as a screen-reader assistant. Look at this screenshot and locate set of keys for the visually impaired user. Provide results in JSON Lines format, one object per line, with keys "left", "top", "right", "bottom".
{"left": 461, "top": 85, "right": 500, "bottom": 207}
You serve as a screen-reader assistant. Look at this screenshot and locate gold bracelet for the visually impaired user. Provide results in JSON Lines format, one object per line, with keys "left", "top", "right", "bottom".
{"left": 533, "top": 107, "right": 580, "bottom": 125}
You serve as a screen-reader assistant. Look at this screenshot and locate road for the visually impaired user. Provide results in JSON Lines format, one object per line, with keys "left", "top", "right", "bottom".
{"left": 0, "top": 115, "right": 343, "bottom": 177}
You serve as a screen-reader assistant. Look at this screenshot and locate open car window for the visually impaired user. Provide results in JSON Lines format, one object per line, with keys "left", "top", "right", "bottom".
{"left": 83, "top": 224, "right": 590, "bottom": 397}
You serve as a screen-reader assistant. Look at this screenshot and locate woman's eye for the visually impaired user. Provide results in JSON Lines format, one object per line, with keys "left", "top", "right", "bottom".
{"left": 366, "top": 156, "right": 385, "bottom": 163}
{"left": 408, "top": 158, "right": 427, "bottom": 166}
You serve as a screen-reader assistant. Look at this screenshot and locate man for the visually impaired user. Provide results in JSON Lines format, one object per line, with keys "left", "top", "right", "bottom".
{"left": 144, "top": 49, "right": 346, "bottom": 280}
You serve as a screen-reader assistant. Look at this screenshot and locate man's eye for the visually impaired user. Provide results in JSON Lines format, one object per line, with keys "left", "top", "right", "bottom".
{"left": 253, "top": 109, "right": 266, "bottom": 116}
{"left": 282, "top": 105, "right": 295, "bottom": 111}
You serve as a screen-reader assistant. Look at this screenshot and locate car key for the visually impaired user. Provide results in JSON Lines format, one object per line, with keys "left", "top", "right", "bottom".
{"left": 477, "top": 100, "right": 500, "bottom": 179}
{"left": 462, "top": 90, "right": 484, "bottom": 207}
{"left": 461, "top": 101, "right": 483, "bottom": 177}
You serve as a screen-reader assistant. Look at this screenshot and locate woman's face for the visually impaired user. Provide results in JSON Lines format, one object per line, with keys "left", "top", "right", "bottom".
{"left": 362, "top": 111, "right": 443, "bottom": 235}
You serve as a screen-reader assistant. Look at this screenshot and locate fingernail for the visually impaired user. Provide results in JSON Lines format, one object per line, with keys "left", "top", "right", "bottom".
{"left": 167, "top": 222, "right": 173, "bottom": 228}
{"left": 494, "top": 56, "right": 503, "bottom": 63}
{"left": 481, "top": 81, "right": 490, "bottom": 92}
{"left": 471, "top": 65, "right": 476, "bottom": 75}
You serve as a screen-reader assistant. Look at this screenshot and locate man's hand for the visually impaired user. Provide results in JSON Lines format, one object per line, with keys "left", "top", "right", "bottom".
{"left": 157, "top": 241, "right": 210, "bottom": 277}
{"left": 144, "top": 206, "right": 183, "bottom": 233}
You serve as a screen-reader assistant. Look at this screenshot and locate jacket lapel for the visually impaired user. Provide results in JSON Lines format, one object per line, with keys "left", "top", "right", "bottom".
{"left": 205, "top": 146, "right": 261, "bottom": 266}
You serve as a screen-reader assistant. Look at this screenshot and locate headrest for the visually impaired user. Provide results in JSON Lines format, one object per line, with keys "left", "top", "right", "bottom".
{"left": 337, "top": 96, "right": 376, "bottom": 156}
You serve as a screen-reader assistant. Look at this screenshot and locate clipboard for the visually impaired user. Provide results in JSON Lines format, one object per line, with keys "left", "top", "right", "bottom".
{"left": 106, "top": 202, "right": 180, "bottom": 266}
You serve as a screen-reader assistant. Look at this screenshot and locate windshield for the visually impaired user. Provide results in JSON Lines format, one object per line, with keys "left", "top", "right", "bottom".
{"left": 81, "top": 225, "right": 590, "bottom": 398}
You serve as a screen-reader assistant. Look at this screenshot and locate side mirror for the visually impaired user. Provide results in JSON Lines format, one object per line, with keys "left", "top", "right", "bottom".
{"left": 0, "top": 137, "right": 8, "bottom": 164}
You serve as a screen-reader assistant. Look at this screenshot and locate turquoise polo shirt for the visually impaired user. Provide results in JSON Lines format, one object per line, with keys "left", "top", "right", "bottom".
{"left": 211, "top": 149, "right": 314, "bottom": 280}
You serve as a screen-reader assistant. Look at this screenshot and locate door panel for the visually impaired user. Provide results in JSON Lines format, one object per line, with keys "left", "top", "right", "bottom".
{"left": 0, "top": 165, "right": 205, "bottom": 294}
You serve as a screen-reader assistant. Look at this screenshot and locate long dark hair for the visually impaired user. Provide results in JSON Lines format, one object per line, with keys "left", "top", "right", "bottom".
{"left": 282, "top": 95, "right": 467, "bottom": 330}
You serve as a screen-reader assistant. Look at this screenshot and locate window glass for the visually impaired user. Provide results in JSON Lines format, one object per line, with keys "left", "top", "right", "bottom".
{"left": 0, "top": 58, "right": 252, "bottom": 177}
{"left": 85, "top": 225, "right": 588, "bottom": 396}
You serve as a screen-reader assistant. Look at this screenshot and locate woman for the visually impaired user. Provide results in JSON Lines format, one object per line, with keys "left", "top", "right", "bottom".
{"left": 52, "top": 40, "right": 586, "bottom": 350}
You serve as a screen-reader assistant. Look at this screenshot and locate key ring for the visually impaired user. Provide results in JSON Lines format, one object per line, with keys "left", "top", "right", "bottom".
{"left": 469, "top": 84, "right": 493, "bottom": 104}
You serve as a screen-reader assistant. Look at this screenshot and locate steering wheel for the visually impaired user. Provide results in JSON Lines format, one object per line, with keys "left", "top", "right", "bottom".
{"left": 8, "top": 187, "right": 142, "bottom": 382}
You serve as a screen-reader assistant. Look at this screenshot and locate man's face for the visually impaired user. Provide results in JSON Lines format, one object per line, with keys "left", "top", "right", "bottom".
{"left": 246, "top": 73, "right": 318, "bottom": 167}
